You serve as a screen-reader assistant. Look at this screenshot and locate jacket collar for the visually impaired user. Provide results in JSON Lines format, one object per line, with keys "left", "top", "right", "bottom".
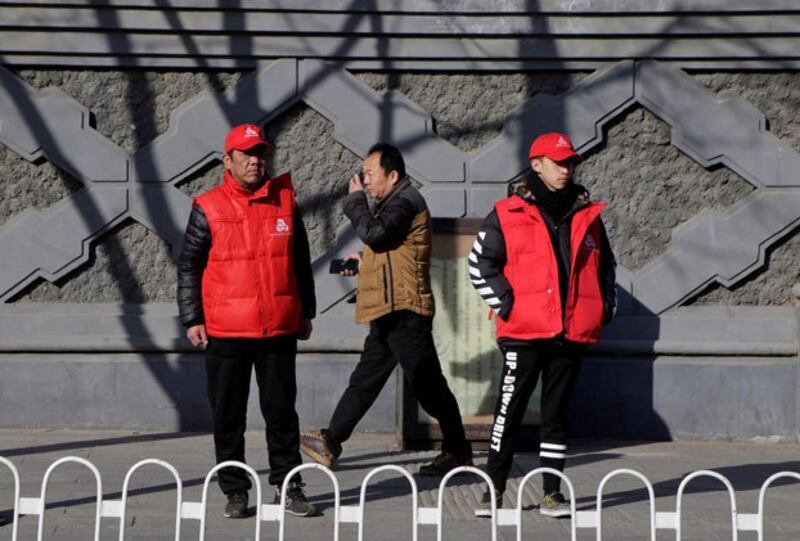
{"left": 374, "top": 178, "right": 411, "bottom": 212}
{"left": 222, "top": 170, "right": 275, "bottom": 201}
{"left": 507, "top": 178, "right": 593, "bottom": 217}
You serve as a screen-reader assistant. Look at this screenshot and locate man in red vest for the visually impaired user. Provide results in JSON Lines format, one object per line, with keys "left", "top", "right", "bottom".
{"left": 470, "top": 132, "right": 616, "bottom": 517}
{"left": 177, "top": 124, "right": 316, "bottom": 519}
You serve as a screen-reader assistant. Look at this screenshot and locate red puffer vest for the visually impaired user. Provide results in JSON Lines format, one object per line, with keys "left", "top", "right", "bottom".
{"left": 495, "top": 195, "right": 605, "bottom": 344}
{"left": 194, "top": 171, "right": 302, "bottom": 338}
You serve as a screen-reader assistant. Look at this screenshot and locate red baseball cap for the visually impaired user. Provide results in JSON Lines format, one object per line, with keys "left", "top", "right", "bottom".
{"left": 528, "top": 132, "right": 580, "bottom": 162}
{"left": 224, "top": 124, "right": 271, "bottom": 154}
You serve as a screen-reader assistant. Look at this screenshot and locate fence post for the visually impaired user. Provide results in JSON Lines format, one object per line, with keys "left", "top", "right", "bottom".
{"left": 356, "top": 465, "right": 418, "bottom": 541}
{"left": 117, "top": 459, "right": 183, "bottom": 541}
{"left": 595, "top": 468, "right": 656, "bottom": 541}
{"left": 35, "top": 456, "right": 103, "bottom": 541}
{"left": 675, "top": 470, "right": 738, "bottom": 541}
{"left": 277, "top": 463, "right": 340, "bottom": 541}
{"left": 756, "top": 471, "right": 800, "bottom": 541}
{"left": 437, "top": 465, "right": 497, "bottom": 541}
{"left": 514, "top": 467, "right": 577, "bottom": 541}
{"left": 198, "top": 460, "right": 261, "bottom": 541}
{"left": 0, "top": 456, "right": 21, "bottom": 541}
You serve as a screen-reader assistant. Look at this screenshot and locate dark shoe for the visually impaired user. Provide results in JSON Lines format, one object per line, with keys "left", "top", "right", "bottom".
{"left": 300, "top": 429, "right": 340, "bottom": 468}
{"left": 539, "top": 492, "right": 571, "bottom": 518}
{"left": 474, "top": 488, "right": 504, "bottom": 518}
{"left": 275, "top": 481, "right": 316, "bottom": 517}
{"left": 224, "top": 491, "right": 249, "bottom": 519}
{"left": 418, "top": 451, "right": 473, "bottom": 476}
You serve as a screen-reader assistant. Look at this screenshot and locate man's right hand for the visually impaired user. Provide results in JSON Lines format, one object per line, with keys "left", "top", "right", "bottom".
{"left": 342, "top": 252, "right": 362, "bottom": 276}
{"left": 187, "top": 324, "right": 208, "bottom": 348}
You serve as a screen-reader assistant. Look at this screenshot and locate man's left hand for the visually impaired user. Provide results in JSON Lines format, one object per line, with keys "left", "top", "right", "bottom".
{"left": 348, "top": 174, "right": 364, "bottom": 194}
{"left": 298, "top": 318, "right": 313, "bottom": 340}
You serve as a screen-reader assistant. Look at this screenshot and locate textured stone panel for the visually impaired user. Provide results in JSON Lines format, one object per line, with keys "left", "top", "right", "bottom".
{"left": 468, "top": 60, "right": 636, "bottom": 184}
{"left": 687, "top": 228, "right": 800, "bottom": 306}
{"left": 357, "top": 72, "right": 587, "bottom": 152}
{"left": 577, "top": 106, "right": 756, "bottom": 272}
{"left": 0, "top": 146, "right": 83, "bottom": 229}
{"left": 0, "top": 66, "right": 128, "bottom": 183}
{"left": 633, "top": 191, "right": 800, "bottom": 313}
{"left": 694, "top": 72, "right": 800, "bottom": 149}
{"left": 301, "top": 60, "right": 465, "bottom": 184}
{"left": 2, "top": 61, "right": 798, "bottom": 313}
{"left": 175, "top": 160, "right": 225, "bottom": 199}
{"left": 636, "top": 60, "right": 800, "bottom": 189}
{"left": 13, "top": 69, "right": 248, "bottom": 154}
{"left": 12, "top": 220, "right": 176, "bottom": 303}
{"left": 267, "top": 103, "right": 360, "bottom": 260}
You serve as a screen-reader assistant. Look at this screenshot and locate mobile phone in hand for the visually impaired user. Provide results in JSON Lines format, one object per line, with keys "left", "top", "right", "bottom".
{"left": 329, "top": 258, "right": 359, "bottom": 274}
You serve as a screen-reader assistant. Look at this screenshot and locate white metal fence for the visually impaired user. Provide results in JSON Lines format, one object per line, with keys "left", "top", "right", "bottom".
{"left": 1, "top": 455, "right": 798, "bottom": 540}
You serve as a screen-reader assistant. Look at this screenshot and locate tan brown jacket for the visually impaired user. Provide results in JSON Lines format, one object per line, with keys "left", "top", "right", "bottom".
{"left": 341, "top": 179, "right": 435, "bottom": 324}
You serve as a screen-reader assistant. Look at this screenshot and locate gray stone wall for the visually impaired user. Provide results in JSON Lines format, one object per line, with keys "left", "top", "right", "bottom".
{"left": 576, "top": 106, "right": 756, "bottom": 273}
{"left": 0, "top": 145, "right": 83, "bottom": 230}
{"left": 357, "top": 72, "right": 588, "bottom": 152}
{"left": 3, "top": 69, "right": 799, "bottom": 306}
{"left": 14, "top": 69, "right": 247, "bottom": 153}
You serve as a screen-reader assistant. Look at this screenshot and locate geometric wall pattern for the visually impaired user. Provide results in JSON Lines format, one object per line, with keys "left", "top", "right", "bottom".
{"left": 1, "top": 59, "right": 799, "bottom": 315}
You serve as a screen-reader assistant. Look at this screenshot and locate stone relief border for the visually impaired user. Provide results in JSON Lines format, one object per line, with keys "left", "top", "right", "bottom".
{"left": 0, "top": 59, "right": 798, "bottom": 316}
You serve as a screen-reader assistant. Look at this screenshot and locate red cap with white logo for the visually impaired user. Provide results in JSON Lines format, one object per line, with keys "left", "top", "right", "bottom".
{"left": 528, "top": 132, "right": 580, "bottom": 162}
{"left": 224, "top": 124, "right": 272, "bottom": 154}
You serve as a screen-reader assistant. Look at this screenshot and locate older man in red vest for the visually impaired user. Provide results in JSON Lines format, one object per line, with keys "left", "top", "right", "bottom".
{"left": 177, "top": 124, "right": 316, "bottom": 519}
{"left": 470, "top": 132, "right": 617, "bottom": 517}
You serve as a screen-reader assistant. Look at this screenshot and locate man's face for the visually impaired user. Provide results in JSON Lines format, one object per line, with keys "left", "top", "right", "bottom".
{"left": 362, "top": 151, "right": 398, "bottom": 200}
{"left": 223, "top": 145, "right": 267, "bottom": 190}
{"left": 531, "top": 156, "right": 575, "bottom": 191}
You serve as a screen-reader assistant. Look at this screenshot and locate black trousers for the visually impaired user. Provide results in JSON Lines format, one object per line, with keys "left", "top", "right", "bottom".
{"left": 205, "top": 335, "right": 302, "bottom": 494}
{"left": 328, "top": 311, "right": 472, "bottom": 457}
{"left": 486, "top": 340, "right": 583, "bottom": 494}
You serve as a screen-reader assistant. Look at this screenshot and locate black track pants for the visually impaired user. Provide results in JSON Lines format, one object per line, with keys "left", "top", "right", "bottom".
{"left": 205, "top": 335, "right": 302, "bottom": 495}
{"left": 486, "top": 340, "right": 583, "bottom": 494}
{"left": 328, "top": 311, "right": 472, "bottom": 457}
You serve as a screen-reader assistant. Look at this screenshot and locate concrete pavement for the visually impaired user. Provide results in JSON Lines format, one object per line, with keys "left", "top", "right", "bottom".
{"left": 1, "top": 428, "right": 800, "bottom": 540}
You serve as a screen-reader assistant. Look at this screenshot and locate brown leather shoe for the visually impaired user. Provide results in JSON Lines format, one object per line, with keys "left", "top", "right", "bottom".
{"left": 299, "top": 429, "right": 339, "bottom": 468}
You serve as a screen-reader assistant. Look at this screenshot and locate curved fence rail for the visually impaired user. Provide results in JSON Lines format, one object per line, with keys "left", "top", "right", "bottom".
{"left": 0, "top": 455, "right": 798, "bottom": 540}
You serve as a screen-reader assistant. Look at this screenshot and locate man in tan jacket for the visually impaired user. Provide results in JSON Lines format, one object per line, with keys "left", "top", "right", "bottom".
{"left": 300, "top": 143, "right": 471, "bottom": 475}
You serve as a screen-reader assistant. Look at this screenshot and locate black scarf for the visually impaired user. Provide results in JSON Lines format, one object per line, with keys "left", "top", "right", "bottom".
{"left": 528, "top": 174, "right": 579, "bottom": 224}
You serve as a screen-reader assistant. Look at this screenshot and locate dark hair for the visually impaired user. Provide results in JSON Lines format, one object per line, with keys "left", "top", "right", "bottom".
{"left": 367, "top": 143, "right": 406, "bottom": 181}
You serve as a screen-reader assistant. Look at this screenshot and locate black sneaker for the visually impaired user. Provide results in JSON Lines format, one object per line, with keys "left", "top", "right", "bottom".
{"left": 539, "top": 491, "right": 571, "bottom": 518}
{"left": 224, "top": 491, "right": 249, "bottom": 519}
{"left": 474, "top": 488, "right": 503, "bottom": 518}
{"left": 275, "top": 481, "right": 316, "bottom": 517}
{"left": 418, "top": 451, "right": 473, "bottom": 476}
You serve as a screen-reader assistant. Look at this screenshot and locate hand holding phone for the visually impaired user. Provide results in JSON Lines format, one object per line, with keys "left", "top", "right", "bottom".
{"left": 329, "top": 258, "right": 359, "bottom": 275}
{"left": 348, "top": 171, "right": 364, "bottom": 194}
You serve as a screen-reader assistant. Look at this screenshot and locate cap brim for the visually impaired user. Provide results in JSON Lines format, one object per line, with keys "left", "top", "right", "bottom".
{"left": 229, "top": 139, "right": 272, "bottom": 153}
{"left": 536, "top": 148, "right": 580, "bottom": 162}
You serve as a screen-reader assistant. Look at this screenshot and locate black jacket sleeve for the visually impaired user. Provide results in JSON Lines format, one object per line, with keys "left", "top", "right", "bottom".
{"left": 293, "top": 211, "right": 316, "bottom": 320}
{"left": 598, "top": 219, "right": 617, "bottom": 324}
{"left": 469, "top": 210, "right": 514, "bottom": 320}
{"left": 342, "top": 190, "right": 418, "bottom": 251}
{"left": 177, "top": 204, "right": 210, "bottom": 327}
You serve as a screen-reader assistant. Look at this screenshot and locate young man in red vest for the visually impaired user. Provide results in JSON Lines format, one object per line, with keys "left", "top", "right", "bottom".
{"left": 470, "top": 132, "right": 616, "bottom": 517}
{"left": 177, "top": 124, "right": 316, "bottom": 519}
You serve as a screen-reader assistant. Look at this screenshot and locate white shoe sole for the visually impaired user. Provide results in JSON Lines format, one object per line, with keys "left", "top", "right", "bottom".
{"left": 539, "top": 506, "right": 571, "bottom": 518}
{"left": 285, "top": 505, "right": 316, "bottom": 518}
{"left": 474, "top": 508, "right": 492, "bottom": 518}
